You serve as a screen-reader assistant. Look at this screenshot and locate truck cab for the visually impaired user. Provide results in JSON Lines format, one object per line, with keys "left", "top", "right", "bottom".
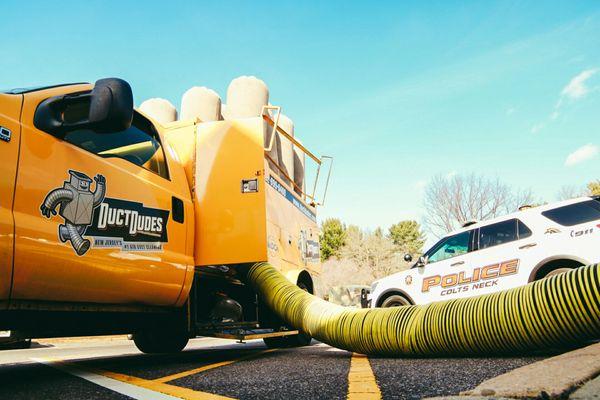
{"left": 0, "top": 77, "right": 329, "bottom": 352}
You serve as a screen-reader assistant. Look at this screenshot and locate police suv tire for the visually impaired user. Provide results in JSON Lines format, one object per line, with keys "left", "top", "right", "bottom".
{"left": 133, "top": 330, "right": 189, "bottom": 354}
{"left": 543, "top": 268, "right": 572, "bottom": 279}
{"left": 381, "top": 294, "right": 411, "bottom": 308}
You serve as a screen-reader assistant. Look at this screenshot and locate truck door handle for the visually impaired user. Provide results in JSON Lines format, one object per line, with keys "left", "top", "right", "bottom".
{"left": 451, "top": 261, "right": 464, "bottom": 267}
{"left": 0, "top": 127, "right": 11, "bottom": 142}
{"left": 519, "top": 243, "right": 537, "bottom": 250}
{"left": 172, "top": 197, "right": 184, "bottom": 223}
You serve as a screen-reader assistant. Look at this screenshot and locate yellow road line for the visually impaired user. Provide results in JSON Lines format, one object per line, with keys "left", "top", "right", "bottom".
{"left": 154, "top": 348, "right": 278, "bottom": 383}
{"left": 347, "top": 353, "right": 382, "bottom": 400}
{"left": 101, "top": 369, "right": 233, "bottom": 400}
{"left": 34, "top": 357, "right": 233, "bottom": 400}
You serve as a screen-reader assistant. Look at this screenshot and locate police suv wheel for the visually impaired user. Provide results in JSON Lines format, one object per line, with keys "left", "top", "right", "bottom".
{"left": 381, "top": 295, "right": 411, "bottom": 308}
{"left": 543, "top": 268, "right": 572, "bottom": 279}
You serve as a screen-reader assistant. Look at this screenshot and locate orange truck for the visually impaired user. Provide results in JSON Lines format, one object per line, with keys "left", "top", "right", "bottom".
{"left": 0, "top": 78, "right": 330, "bottom": 352}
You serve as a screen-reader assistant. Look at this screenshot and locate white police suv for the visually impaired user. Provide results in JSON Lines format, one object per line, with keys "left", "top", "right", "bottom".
{"left": 366, "top": 196, "right": 600, "bottom": 308}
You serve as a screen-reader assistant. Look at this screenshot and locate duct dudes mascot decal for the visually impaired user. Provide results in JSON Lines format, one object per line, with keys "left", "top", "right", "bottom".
{"left": 41, "top": 170, "right": 169, "bottom": 256}
{"left": 40, "top": 170, "right": 106, "bottom": 255}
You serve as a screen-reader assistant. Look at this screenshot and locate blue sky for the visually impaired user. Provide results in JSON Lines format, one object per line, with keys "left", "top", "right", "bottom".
{"left": 3, "top": 1, "right": 600, "bottom": 242}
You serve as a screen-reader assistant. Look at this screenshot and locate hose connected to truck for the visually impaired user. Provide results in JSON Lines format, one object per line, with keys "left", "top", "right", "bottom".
{"left": 248, "top": 262, "right": 600, "bottom": 356}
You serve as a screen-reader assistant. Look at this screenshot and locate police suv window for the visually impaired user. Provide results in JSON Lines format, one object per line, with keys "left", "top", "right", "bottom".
{"left": 478, "top": 219, "right": 518, "bottom": 250}
{"left": 542, "top": 200, "right": 600, "bottom": 227}
{"left": 61, "top": 111, "right": 169, "bottom": 179}
{"left": 427, "top": 230, "right": 470, "bottom": 263}
{"left": 517, "top": 220, "right": 532, "bottom": 239}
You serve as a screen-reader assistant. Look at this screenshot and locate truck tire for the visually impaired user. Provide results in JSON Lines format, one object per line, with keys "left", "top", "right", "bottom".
{"left": 263, "top": 331, "right": 312, "bottom": 348}
{"left": 381, "top": 294, "right": 411, "bottom": 308}
{"left": 263, "top": 281, "right": 313, "bottom": 348}
{"left": 133, "top": 329, "right": 189, "bottom": 354}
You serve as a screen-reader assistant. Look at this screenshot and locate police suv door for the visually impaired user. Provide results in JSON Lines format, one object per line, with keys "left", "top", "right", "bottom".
{"left": 415, "top": 229, "right": 475, "bottom": 303}
{"left": 467, "top": 219, "right": 534, "bottom": 295}
{"left": 11, "top": 86, "right": 192, "bottom": 307}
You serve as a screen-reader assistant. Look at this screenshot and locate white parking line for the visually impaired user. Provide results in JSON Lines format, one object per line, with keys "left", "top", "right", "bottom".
{"left": 32, "top": 358, "right": 181, "bottom": 400}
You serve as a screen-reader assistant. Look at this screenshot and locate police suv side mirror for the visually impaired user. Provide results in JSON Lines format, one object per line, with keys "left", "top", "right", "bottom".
{"left": 416, "top": 255, "right": 428, "bottom": 267}
{"left": 404, "top": 254, "right": 413, "bottom": 262}
{"left": 34, "top": 78, "right": 133, "bottom": 136}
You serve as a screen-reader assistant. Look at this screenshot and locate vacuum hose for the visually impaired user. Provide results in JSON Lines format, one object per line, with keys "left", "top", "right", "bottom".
{"left": 248, "top": 262, "right": 600, "bottom": 356}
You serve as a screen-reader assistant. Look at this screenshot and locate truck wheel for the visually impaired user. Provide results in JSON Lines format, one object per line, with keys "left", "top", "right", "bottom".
{"left": 381, "top": 294, "right": 411, "bottom": 308}
{"left": 263, "top": 281, "right": 313, "bottom": 348}
{"left": 283, "top": 331, "right": 312, "bottom": 347}
{"left": 133, "top": 330, "right": 189, "bottom": 354}
{"left": 263, "top": 331, "right": 312, "bottom": 349}
{"left": 263, "top": 336, "right": 286, "bottom": 348}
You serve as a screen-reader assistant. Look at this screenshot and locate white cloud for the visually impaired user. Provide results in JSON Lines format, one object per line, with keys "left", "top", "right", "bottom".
{"left": 544, "top": 68, "right": 598, "bottom": 124}
{"left": 530, "top": 123, "right": 544, "bottom": 134}
{"left": 564, "top": 143, "right": 598, "bottom": 167}
{"left": 561, "top": 68, "right": 598, "bottom": 99}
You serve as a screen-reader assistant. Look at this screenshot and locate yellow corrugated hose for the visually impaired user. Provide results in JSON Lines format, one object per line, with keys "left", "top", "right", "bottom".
{"left": 247, "top": 262, "right": 600, "bottom": 356}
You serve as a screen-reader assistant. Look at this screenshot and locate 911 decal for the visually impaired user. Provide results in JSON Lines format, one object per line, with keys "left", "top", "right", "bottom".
{"left": 421, "top": 259, "right": 519, "bottom": 296}
{"left": 570, "top": 227, "right": 594, "bottom": 237}
{"left": 41, "top": 170, "right": 169, "bottom": 256}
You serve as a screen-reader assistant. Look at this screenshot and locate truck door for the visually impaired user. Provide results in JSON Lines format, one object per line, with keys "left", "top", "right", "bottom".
{"left": 416, "top": 229, "right": 474, "bottom": 303}
{"left": 0, "top": 93, "right": 22, "bottom": 305}
{"left": 11, "top": 87, "right": 192, "bottom": 307}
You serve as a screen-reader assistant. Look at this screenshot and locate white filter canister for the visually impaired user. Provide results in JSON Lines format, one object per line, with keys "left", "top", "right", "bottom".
{"left": 181, "top": 87, "right": 222, "bottom": 122}
{"left": 226, "top": 76, "right": 269, "bottom": 119}
{"left": 220, "top": 104, "right": 227, "bottom": 120}
{"left": 139, "top": 98, "right": 178, "bottom": 124}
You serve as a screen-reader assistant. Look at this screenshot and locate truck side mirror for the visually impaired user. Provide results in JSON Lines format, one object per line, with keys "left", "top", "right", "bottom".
{"left": 89, "top": 78, "right": 134, "bottom": 133}
{"left": 34, "top": 78, "right": 133, "bottom": 136}
{"left": 404, "top": 254, "right": 413, "bottom": 262}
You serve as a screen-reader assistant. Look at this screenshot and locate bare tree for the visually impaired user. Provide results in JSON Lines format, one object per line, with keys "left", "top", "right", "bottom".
{"left": 423, "top": 173, "right": 534, "bottom": 237}
{"left": 321, "top": 258, "right": 374, "bottom": 288}
{"left": 341, "top": 225, "right": 409, "bottom": 279}
{"left": 556, "top": 185, "right": 586, "bottom": 201}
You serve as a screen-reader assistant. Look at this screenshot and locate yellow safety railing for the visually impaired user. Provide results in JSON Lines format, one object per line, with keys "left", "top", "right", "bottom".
{"left": 262, "top": 106, "right": 333, "bottom": 206}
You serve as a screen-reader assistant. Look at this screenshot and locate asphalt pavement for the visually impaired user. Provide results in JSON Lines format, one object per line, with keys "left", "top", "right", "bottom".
{"left": 0, "top": 337, "right": 555, "bottom": 399}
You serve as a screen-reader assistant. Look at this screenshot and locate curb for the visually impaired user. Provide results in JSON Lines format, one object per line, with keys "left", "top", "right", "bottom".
{"left": 462, "top": 342, "right": 600, "bottom": 398}
{"left": 570, "top": 374, "right": 600, "bottom": 400}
